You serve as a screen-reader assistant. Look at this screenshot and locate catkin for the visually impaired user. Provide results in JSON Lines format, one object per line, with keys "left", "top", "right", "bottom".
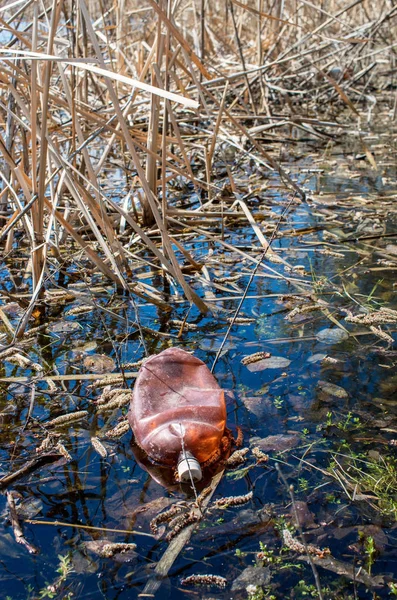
{"left": 104, "top": 419, "right": 130, "bottom": 439}
{"left": 181, "top": 574, "right": 227, "bottom": 588}
{"left": 213, "top": 274, "right": 241, "bottom": 283}
{"left": 166, "top": 513, "right": 200, "bottom": 541}
{"left": 96, "top": 386, "right": 122, "bottom": 405}
{"left": 120, "top": 359, "right": 145, "bottom": 370}
{"left": 8, "top": 352, "right": 43, "bottom": 372}
{"left": 0, "top": 347, "right": 20, "bottom": 360}
{"left": 45, "top": 410, "right": 88, "bottom": 428}
{"left": 226, "top": 448, "right": 249, "bottom": 467}
{"left": 96, "top": 392, "right": 132, "bottom": 414}
{"left": 64, "top": 305, "right": 93, "bottom": 316}
{"left": 101, "top": 543, "right": 136, "bottom": 557}
{"left": 252, "top": 447, "right": 269, "bottom": 463}
{"left": 150, "top": 504, "right": 185, "bottom": 534}
{"left": 169, "top": 320, "right": 198, "bottom": 331}
{"left": 234, "top": 426, "right": 243, "bottom": 447}
{"left": 369, "top": 326, "right": 394, "bottom": 343}
{"left": 226, "top": 317, "right": 255, "bottom": 324}
{"left": 215, "top": 491, "right": 253, "bottom": 509}
{"left": 36, "top": 434, "right": 61, "bottom": 453}
{"left": 282, "top": 529, "right": 330, "bottom": 557}
{"left": 88, "top": 374, "right": 125, "bottom": 390}
{"left": 24, "top": 324, "right": 49, "bottom": 338}
{"left": 345, "top": 310, "right": 397, "bottom": 325}
{"left": 55, "top": 442, "right": 72, "bottom": 461}
{"left": 91, "top": 437, "right": 107, "bottom": 458}
{"left": 241, "top": 352, "right": 271, "bottom": 365}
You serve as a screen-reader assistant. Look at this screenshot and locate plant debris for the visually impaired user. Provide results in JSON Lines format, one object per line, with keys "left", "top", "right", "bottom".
{"left": 181, "top": 574, "right": 227, "bottom": 588}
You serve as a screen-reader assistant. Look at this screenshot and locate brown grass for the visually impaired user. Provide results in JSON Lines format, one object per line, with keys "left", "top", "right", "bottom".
{"left": 0, "top": 0, "right": 395, "bottom": 333}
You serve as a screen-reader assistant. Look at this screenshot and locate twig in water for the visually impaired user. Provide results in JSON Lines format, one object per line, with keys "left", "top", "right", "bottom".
{"left": 276, "top": 463, "right": 324, "bottom": 600}
{"left": 211, "top": 194, "right": 297, "bottom": 373}
{"left": 7, "top": 491, "right": 39, "bottom": 554}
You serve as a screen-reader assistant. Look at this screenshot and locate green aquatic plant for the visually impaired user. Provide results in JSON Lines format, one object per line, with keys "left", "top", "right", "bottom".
{"left": 328, "top": 451, "right": 397, "bottom": 519}
{"left": 298, "top": 477, "right": 310, "bottom": 493}
{"left": 246, "top": 584, "right": 266, "bottom": 600}
{"left": 273, "top": 396, "right": 283, "bottom": 409}
{"left": 38, "top": 554, "right": 74, "bottom": 600}
{"left": 363, "top": 534, "right": 376, "bottom": 576}
{"left": 389, "top": 582, "right": 397, "bottom": 596}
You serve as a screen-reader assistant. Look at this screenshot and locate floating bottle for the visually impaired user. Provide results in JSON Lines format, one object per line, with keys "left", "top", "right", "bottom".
{"left": 128, "top": 347, "right": 226, "bottom": 482}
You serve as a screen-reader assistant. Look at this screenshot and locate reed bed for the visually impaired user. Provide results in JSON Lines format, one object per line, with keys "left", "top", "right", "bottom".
{"left": 0, "top": 0, "right": 395, "bottom": 334}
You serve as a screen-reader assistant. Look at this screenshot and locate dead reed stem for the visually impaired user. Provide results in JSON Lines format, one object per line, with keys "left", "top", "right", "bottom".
{"left": 0, "top": 0, "right": 394, "bottom": 316}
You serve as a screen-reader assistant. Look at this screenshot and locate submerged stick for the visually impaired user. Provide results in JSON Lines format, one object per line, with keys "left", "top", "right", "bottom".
{"left": 211, "top": 194, "right": 296, "bottom": 373}
{"left": 0, "top": 450, "right": 63, "bottom": 489}
{"left": 140, "top": 469, "right": 224, "bottom": 597}
{"left": 26, "top": 519, "right": 154, "bottom": 538}
{"left": 7, "top": 491, "right": 39, "bottom": 554}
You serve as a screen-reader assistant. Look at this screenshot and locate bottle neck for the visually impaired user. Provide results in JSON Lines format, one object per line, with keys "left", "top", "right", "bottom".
{"left": 177, "top": 451, "right": 202, "bottom": 482}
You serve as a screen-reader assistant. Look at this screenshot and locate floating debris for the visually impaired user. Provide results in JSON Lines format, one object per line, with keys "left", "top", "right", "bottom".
{"left": 307, "top": 353, "right": 327, "bottom": 364}
{"left": 55, "top": 442, "right": 72, "bottom": 462}
{"left": 231, "top": 566, "right": 270, "bottom": 592}
{"left": 245, "top": 356, "right": 291, "bottom": 372}
{"left": 35, "top": 434, "right": 61, "bottom": 453}
{"left": 251, "top": 434, "right": 300, "bottom": 452}
{"left": 322, "top": 356, "right": 342, "bottom": 364}
{"left": 316, "top": 328, "right": 349, "bottom": 344}
{"left": 71, "top": 341, "right": 97, "bottom": 354}
{"left": 317, "top": 380, "right": 348, "bottom": 399}
{"left": 48, "top": 321, "right": 81, "bottom": 334}
{"left": 83, "top": 354, "right": 116, "bottom": 374}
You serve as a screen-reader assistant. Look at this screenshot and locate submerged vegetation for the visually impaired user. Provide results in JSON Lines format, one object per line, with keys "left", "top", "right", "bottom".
{"left": 0, "top": 0, "right": 397, "bottom": 598}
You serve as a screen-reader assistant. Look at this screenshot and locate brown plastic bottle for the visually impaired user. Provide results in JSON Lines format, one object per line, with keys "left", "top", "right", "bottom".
{"left": 128, "top": 347, "right": 226, "bottom": 482}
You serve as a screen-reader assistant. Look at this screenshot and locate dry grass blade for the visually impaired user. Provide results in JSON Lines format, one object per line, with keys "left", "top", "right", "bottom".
{"left": 0, "top": 50, "right": 199, "bottom": 108}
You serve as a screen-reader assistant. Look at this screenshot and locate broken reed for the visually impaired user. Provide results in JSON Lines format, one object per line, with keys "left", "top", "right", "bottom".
{"left": 0, "top": 0, "right": 394, "bottom": 326}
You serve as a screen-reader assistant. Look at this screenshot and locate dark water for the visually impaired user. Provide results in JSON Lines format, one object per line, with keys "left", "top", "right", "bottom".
{"left": 1, "top": 137, "right": 397, "bottom": 599}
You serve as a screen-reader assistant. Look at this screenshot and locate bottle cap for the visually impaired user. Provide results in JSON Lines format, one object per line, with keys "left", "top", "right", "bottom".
{"left": 177, "top": 451, "right": 202, "bottom": 483}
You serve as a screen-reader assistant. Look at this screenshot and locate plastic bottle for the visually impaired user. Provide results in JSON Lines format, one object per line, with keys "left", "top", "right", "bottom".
{"left": 128, "top": 347, "right": 226, "bottom": 482}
